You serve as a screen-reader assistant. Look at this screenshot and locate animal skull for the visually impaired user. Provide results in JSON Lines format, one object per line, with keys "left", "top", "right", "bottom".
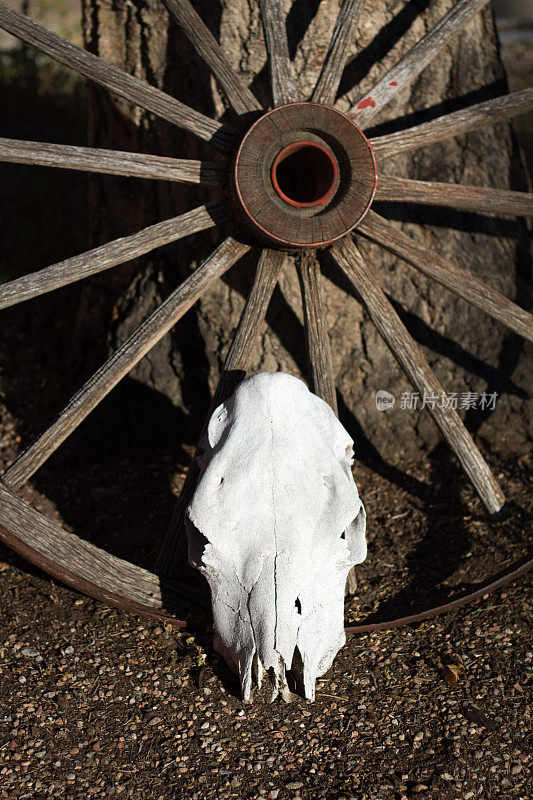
{"left": 186, "top": 372, "right": 367, "bottom": 701}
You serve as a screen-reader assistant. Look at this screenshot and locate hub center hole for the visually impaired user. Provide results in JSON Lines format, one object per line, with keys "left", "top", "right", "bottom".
{"left": 272, "top": 142, "right": 337, "bottom": 208}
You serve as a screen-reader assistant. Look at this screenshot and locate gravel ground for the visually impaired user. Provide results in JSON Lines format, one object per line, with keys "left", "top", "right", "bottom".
{"left": 0, "top": 563, "right": 531, "bottom": 800}
{"left": 0, "top": 445, "right": 531, "bottom": 800}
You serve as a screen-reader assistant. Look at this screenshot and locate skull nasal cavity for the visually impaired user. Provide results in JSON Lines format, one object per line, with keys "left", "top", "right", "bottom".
{"left": 272, "top": 142, "right": 337, "bottom": 208}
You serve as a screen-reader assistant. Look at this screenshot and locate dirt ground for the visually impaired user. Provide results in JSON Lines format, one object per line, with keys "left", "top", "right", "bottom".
{"left": 0, "top": 3, "right": 532, "bottom": 800}
{"left": 0, "top": 448, "right": 531, "bottom": 800}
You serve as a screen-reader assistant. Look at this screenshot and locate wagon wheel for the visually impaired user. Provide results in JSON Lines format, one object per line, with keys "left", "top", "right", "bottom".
{"left": 0, "top": 0, "right": 532, "bottom": 633}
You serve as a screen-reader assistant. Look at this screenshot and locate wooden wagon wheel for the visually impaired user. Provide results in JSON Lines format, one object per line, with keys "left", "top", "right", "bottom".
{"left": 0, "top": 0, "right": 532, "bottom": 633}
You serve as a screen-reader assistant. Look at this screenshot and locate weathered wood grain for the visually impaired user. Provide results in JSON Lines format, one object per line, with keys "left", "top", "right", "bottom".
{"left": 0, "top": 2, "right": 236, "bottom": 151}
{"left": 330, "top": 238, "right": 505, "bottom": 514}
{"left": 233, "top": 103, "right": 377, "bottom": 247}
{"left": 222, "top": 248, "right": 286, "bottom": 378}
{"left": 348, "top": 0, "right": 490, "bottom": 125}
{"left": 0, "top": 482, "right": 208, "bottom": 620}
{"left": 0, "top": 203, "right": 227, "bottom": 311}
{"left": 358, "top": 211, "right": 533, "bottom": 342}
{"left": 312, "top": 0, "right": 365, "bottom": 106}
{"left": 259, "top": 0, "right": 298, "bottom": 105}
{"left": 161, "top": 0, "right": 261, "bottom": 116}
{"left": 158, "top": 247, "right": 286, "bottom": 580}
{"left": 297, "top": 252, "right": 338, "bottom": 414}
{"left": 370, "top": 89, "right": 533, "bottom": 157}
{"left": 2, "top": 238, "right": 250, "bottom": 491}
{"left": 375, "top": 175, "right": 533, "bottom": 216}
{"left": 0, "top": 137, "right": 224, "bottom": 185}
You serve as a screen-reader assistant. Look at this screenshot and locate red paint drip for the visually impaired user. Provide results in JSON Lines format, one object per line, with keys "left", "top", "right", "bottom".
{"left": 389, "top": 81, "right": 398, "bottom": 86}
{"left": 357, "top": 97, "right": 376, "bottom": 110}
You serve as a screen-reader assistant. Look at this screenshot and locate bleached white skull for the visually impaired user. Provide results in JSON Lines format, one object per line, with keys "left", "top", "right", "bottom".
{"left": 186, "top": 372, "right": 366, "bottom": 702}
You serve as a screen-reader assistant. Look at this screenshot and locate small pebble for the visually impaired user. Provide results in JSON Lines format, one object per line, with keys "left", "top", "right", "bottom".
{"left": 21, "top": 647, "right": 40, "bottom": 658}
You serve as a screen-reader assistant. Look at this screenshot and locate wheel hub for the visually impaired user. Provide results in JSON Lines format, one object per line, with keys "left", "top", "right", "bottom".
{"left": 232, "top": 102, "right": 377, "bottom": 249}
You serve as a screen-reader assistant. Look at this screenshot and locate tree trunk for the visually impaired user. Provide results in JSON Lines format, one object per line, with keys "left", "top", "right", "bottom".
{"left": 79, "top": 0, "right": 531, "bottom": 466}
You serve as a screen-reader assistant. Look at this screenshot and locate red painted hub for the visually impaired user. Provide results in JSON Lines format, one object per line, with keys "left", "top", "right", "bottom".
{"left": 231, "top": 102, "right": 377, "bottom": 249}
{"left": 271, "top": 141, "right": 338, "bottom": 208}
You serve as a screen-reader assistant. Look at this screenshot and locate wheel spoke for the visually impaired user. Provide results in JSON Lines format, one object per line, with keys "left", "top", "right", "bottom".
{"left": 161, "top": 0, "right": 261, "bottom": 116}
{"left": 330, "top": 238, "right": 505, "bottom": 514}
{"left": 158, "top": 247, "right": 286, "bottom": 580}
{"left": 0, "top": 2, "right": 237, "bottom": 151}
{"left": 375, "top": 175, "right": 533, "bottom": 217}
{"left": 296, "top": 251, "right": 338, "bottom": 414}
{"left": 370, "top": 89, "right": 533, "bottom": 158}
{"left": 358, "top": 211, "right": 533, "bottom": 342}
{"left": 0, "top": 137, "right": 224, "bottom": 185}
{"left": 222, "top": 249, "right": 286, "bottom": 376}
{"left": 346, "top": 0, "right": 490, "bottom": 124}
{"left": 2, "top": 237, "right": 250, "bottom": 491}
{"left": 297, "top": 247, "right": 353, "bottom": 610}
{"left": 259, "top": 0, "right": 298, "bottom": 105}
{"left": 311, "top": 0, "right": 365, "bottom": 106}
{"left": 0, "top": 203, "right": 227, "bottom": 310}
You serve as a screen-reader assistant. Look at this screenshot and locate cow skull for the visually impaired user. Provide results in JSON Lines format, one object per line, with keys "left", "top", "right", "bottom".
{"left": 186, "top": 372, "right": 367, "bottom": 702}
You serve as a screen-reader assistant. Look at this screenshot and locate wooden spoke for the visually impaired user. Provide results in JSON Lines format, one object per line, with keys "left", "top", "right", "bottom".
{"left": 161, "top": 0, "right": 261, "bottom": 116}
{"left": 347, "top": 0, "right": 490, "bottom": 124}
{"left": 259, "top": 0, "right": 298, "bottom": 105}
{"left": 370, "top": 89, "right": 533, "bottom": 158}
{"left": 0, "top": 137, "right": 224, "bottom": 185}
{"left": 0, "top": 203, "right": 227, "bottom": 311}
{"left": 222, "top": 249, "right": 286, "bottom": 378}
{"left": 0, "top": 482, "right": 208, "bottom": 623}
{"left": 311, "top": 0, "right": 365, "bottom": 106}
{"left": 359, "top": 211, "right": 533, "bottom": 342}
{"left": 158, "top": 247, "right": 286, "bottom": 580}
{"left": 375, "top": 175, "right": 533, "bottom": 217}
{"left": 2, "top": 238, "right": 250, "bottom": 491}
{"left": 330, "top": 238, "right": 505, "bottom": 514}
{"left": 296, "top": 250, "right": 356, "bottom": 591}
{"left": 0, "top": 2, "right": 236, "bottom": 151}
{"left": 297, "top": 251, "right": 338, "bottom": 414}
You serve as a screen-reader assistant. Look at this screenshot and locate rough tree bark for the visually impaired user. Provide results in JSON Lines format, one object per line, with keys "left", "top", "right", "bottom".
{"left": 78, "top": 0, "right": 531, "bottom": 464}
